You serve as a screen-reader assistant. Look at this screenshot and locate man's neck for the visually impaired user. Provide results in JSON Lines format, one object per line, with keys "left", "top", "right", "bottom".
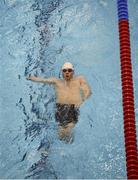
{"left": 65, "top": 77, "right": 73, "bottom": 81}
{"left": 64, "top": 77, "right": 73, "bottom": 86}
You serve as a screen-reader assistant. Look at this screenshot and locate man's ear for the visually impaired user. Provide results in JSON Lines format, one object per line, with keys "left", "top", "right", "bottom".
{"left": 59, "top": 70, "right": 63, "bottom": 78}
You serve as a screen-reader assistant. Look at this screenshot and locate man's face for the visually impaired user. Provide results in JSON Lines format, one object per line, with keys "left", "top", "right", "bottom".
{"left": 62, "top": 68, "right": 74, "bottom": 81}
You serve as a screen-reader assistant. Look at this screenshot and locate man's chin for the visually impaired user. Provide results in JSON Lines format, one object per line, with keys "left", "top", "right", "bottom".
{"left": 65, "top": 77, "right": 70, "bottom": 80}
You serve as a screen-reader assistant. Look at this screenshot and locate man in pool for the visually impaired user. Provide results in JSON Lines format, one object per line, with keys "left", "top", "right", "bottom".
{"left": 27, "top": 62, "right": 92, "bottom": 143}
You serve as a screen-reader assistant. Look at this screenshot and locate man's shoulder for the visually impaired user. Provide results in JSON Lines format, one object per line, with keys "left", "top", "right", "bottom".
{"left": 74, "top": 75, "right": 88, "bottom": 85}
{"left": 75, "top": 75, "right": 85, "bottom": 80}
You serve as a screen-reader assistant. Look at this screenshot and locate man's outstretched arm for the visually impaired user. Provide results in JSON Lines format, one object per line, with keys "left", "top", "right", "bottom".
{"left": 26, "top": 76, "right": 57, "bottom": 84}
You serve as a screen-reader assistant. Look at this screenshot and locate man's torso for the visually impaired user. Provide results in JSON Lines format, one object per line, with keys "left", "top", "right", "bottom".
{"left": 54, "top": 76, "right": 82, "bottom": 105}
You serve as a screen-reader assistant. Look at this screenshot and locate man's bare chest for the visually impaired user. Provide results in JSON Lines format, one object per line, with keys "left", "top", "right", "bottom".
{"left": 56, "top": 80, "right": 80, "bottom": 91}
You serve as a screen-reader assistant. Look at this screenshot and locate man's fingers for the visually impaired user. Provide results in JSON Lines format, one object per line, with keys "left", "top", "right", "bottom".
{"left": 26, "top": 77, "right": 31, "bottom": 80}
{"left": 75, "top": 103, "right": 81, "bottom": 108}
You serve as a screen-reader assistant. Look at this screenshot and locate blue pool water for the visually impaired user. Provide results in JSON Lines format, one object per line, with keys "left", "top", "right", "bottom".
{"left": 0, "top": 0, "right": 138, "bottom": 179}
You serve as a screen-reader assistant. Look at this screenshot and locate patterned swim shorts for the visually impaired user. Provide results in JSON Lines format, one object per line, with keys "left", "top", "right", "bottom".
{"left": 55, "top": 103, "right": 80, "bottom": 126}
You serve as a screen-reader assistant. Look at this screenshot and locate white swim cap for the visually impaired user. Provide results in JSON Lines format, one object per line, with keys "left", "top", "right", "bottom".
{"left": 62, "top": 62, "right": 74, "bottom": 70}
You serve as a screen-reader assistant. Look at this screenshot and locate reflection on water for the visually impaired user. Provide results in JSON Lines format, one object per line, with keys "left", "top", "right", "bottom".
{"left": 1, "top": 0, "right": 138, "bottom": 179}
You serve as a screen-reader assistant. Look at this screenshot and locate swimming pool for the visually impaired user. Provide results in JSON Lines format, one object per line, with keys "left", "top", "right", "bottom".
{"left": 0, "top": 0, "right": 137, "bottom": 179}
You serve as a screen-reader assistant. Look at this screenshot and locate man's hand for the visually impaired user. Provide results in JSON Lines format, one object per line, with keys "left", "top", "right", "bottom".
{"left": 75, "top": 102, "right": 82, "bottom": 108}
{"left": 26, "top": 76, "right": 37, "bottom": 81}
